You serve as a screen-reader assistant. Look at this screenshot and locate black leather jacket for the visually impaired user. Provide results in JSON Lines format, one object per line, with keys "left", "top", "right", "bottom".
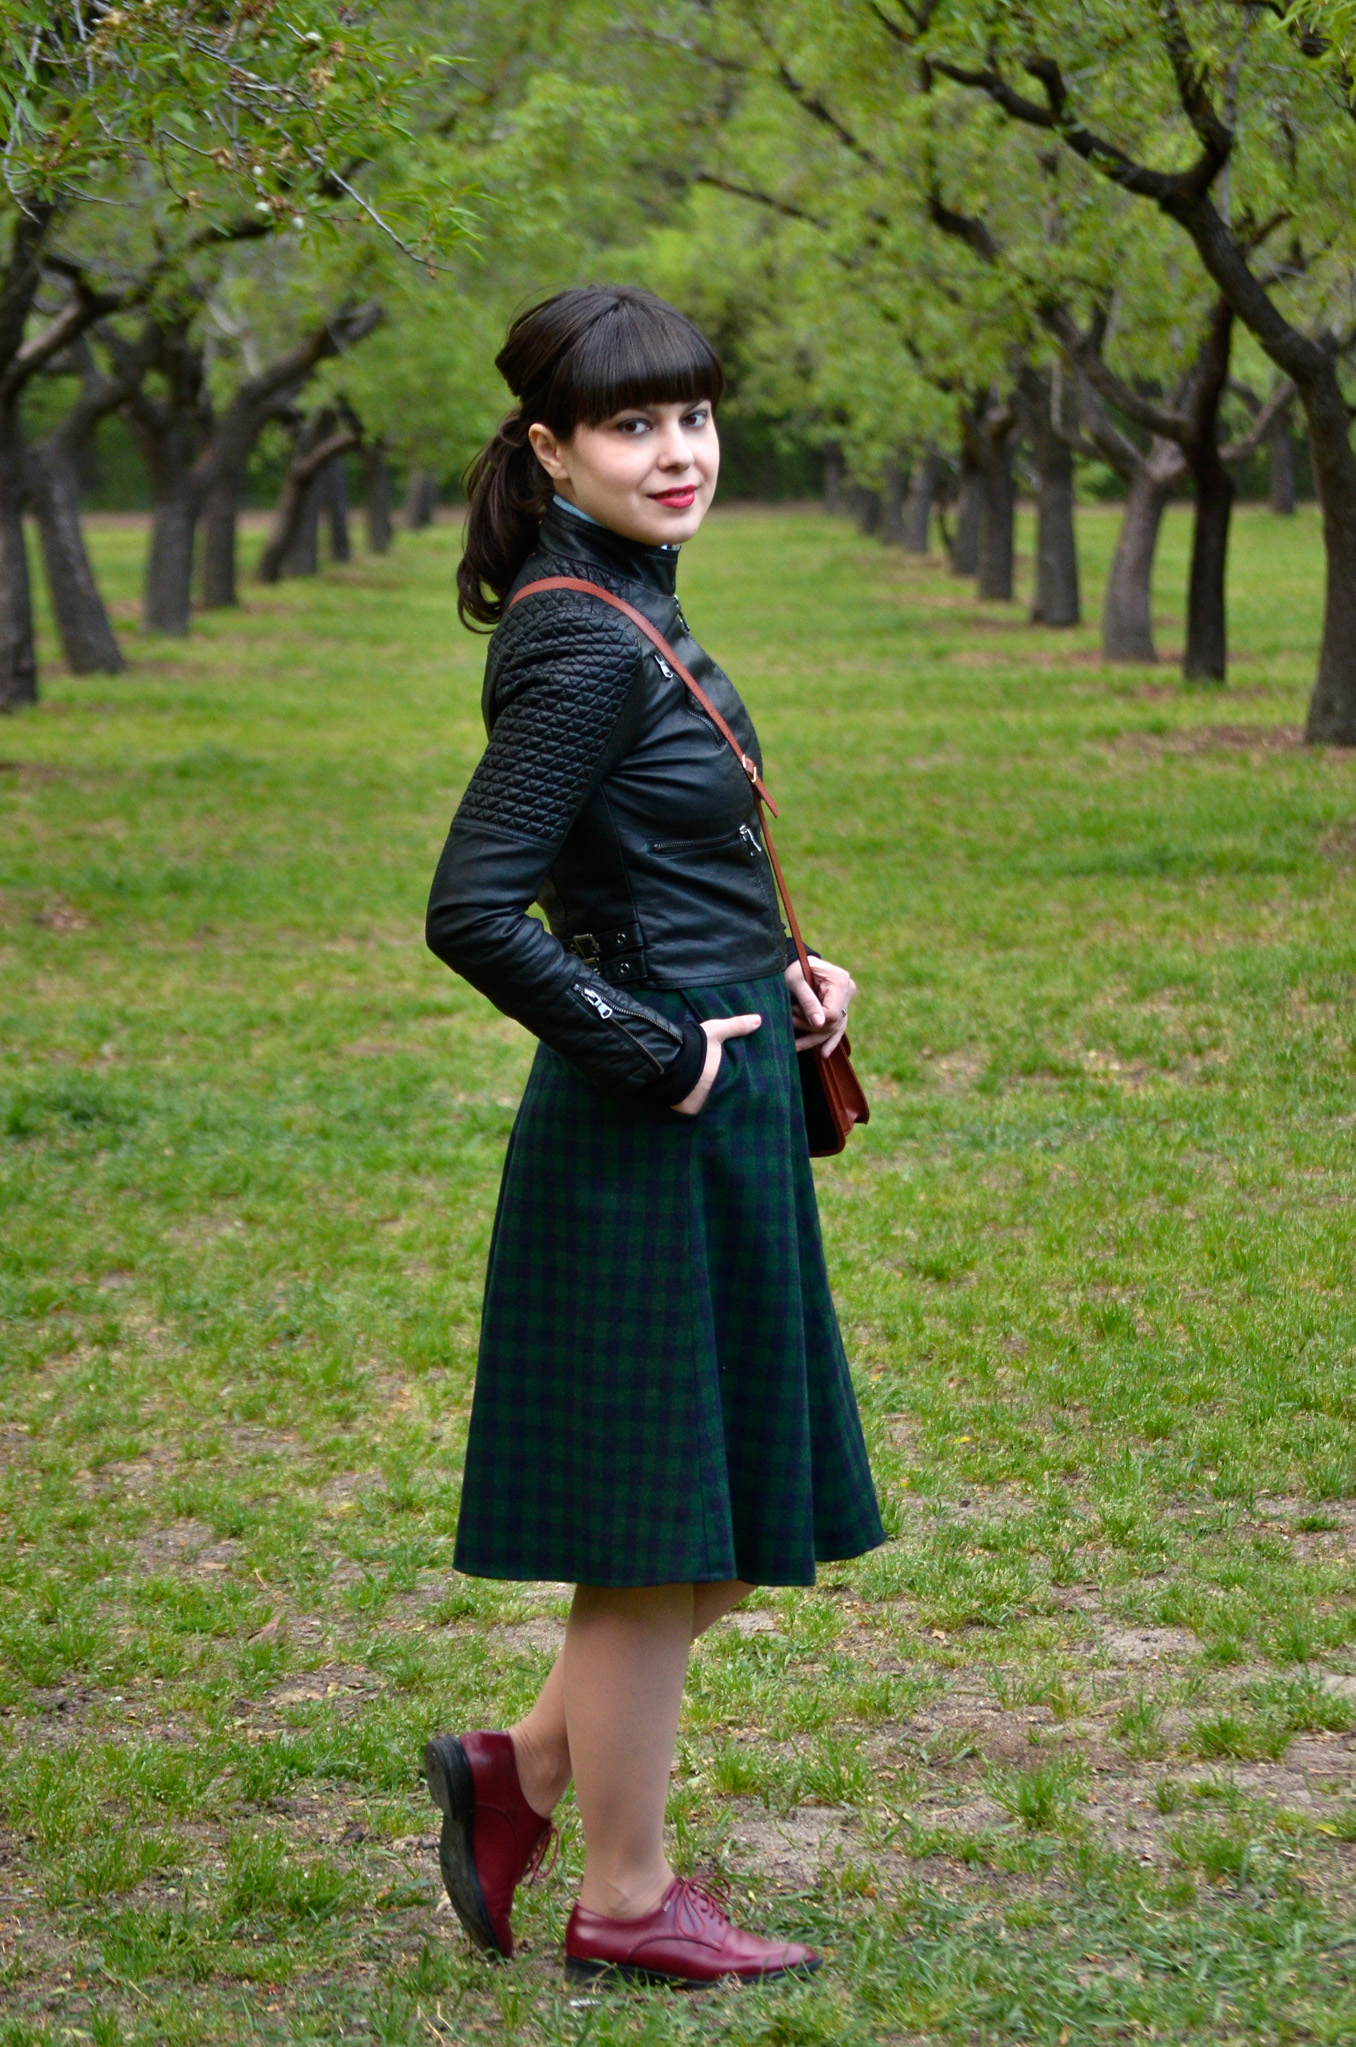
{"left": 426, "top": 502, "right": 789, "bottom": 1102}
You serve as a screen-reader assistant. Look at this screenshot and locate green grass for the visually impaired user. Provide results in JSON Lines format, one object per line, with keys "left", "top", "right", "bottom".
{"left": 2, "top": 500, "right": 1356, "bottom": 2041}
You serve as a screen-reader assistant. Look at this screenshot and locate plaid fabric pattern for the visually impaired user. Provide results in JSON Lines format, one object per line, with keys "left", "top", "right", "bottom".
{"left": 454, "top": 973, "right": 885, "bottom": 1588}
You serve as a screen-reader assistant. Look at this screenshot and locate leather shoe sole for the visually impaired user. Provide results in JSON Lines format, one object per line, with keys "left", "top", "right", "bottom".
{"left": 424, "top": 1732, "right": 503, "bottom": 1958}
{"left": 564, "top": 1952, "right": 821, "bottom": 1990}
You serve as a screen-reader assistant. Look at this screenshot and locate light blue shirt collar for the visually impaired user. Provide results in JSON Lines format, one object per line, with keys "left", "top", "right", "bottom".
{"left": 553, "top": 492, "right": 602, "bottom": 527}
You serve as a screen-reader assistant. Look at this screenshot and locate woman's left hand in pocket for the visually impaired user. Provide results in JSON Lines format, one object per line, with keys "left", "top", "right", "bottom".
{"left": 785, "top": 955, "right": 856, "bottom": 1056}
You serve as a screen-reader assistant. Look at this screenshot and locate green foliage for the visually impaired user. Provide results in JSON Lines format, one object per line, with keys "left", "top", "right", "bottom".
{"left": 0, "top": 1, "right": 466, "bottom": 258}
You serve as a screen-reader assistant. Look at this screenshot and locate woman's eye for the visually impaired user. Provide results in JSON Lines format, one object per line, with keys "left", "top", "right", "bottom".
{"left": 684, "top": 410, "right": 709, "bottom": 428}
{"left": 616, "top": 417, "right": 650, "bottom": 435}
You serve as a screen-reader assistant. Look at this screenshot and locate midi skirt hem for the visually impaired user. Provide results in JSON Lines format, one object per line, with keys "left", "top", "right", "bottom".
{"left": 451, "top": 1537, "right": 884, "bottom": 1593}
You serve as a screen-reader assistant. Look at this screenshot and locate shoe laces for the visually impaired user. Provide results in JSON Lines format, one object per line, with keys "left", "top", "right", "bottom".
{"left": 525, "top": 1821, "right": 559, "bottom": 1888}
{"left": 677, "top": 1873, "right": 733, "bottom": 1925}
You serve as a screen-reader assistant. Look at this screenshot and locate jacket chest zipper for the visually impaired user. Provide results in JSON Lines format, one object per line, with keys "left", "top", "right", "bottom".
{"left": 649, "top": 825, "right": 762, "bottom": 858}
{"left": 654, "top": 651, "right": 751, "bottom": 770}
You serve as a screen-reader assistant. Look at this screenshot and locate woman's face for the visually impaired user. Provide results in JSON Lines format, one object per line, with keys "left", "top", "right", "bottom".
{"left": 528, "top": 398, "right": 719, "bottom": 546}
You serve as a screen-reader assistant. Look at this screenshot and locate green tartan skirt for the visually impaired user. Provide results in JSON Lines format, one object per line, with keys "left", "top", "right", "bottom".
{"left": 453, "top": 972, "right": 885, "bottom": 1588}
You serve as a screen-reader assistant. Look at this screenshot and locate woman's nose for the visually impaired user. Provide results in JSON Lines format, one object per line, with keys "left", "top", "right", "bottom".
{"left": 655, "top": 423, "right": 694, "bottom": 467}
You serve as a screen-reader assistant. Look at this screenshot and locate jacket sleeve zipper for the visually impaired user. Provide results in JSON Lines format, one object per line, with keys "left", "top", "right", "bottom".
{"left": 572, "top": 981, "right": 683, "bottom": 1075}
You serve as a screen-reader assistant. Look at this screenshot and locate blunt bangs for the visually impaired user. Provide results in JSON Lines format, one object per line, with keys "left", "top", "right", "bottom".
{"left": 543, "top": 291, "right": 724, "bottom": 430}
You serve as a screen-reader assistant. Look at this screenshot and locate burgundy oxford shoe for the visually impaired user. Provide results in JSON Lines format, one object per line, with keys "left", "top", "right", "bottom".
{"left": 424, "top": 1730, "right": 553, "bottom": 1959}
{"left": 565, "top": 1876, "right": 821, "bottom": 1988}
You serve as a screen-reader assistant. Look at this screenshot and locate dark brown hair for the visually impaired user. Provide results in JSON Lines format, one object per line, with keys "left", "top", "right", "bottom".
{"left": 457, "top": 286, "right": 724, "bottom": 629}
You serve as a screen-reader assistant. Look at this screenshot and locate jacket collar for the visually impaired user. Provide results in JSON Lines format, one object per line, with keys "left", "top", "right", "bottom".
{"left": 536, "top": 500, "right": 679, "bottom": 598}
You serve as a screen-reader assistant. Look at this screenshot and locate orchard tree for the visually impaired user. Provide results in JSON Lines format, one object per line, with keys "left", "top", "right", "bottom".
{"left": 633, "top": 2, "right": 1220, "bottom": 635}
{"left": 24, "top": 326, "right": 160, "bottom": 674}
{"left": 118, "top": 271, "right": 383, "bottom": 629}
{"left": 913, "top": 0, "right": 1356, "bottom": 739}
{"left": 0, "top": 0, "right": 469, "bottom": 705}
{"left": 676, "top": 0, "right": 1304, "bottom": 670}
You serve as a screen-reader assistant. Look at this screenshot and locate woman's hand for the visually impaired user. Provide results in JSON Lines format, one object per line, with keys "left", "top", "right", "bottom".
{"left": 786, "top": 955, "right": 857, "bottom": 1057}
{"left": 672, "top": 1012, "right": 762, "bottom": 1115}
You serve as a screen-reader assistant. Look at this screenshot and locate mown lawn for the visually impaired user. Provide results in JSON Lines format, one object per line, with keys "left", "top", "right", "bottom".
{"left": 2, "top": 499, "right": 1355, "bottom": 2044}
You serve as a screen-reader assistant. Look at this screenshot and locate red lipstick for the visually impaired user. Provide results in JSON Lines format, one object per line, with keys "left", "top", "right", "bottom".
{"left": 650, "top": 486, "right": 697, "bottom": 508}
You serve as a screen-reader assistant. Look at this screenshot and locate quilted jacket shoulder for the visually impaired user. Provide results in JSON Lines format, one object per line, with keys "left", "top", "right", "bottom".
{"left": 456, "top": 584, "right": 643, "bottom": 844}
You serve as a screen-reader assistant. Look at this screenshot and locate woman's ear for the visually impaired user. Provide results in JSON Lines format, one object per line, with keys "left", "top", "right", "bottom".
{"left": 528, "top": 422, "right": 569, "bottom": 485}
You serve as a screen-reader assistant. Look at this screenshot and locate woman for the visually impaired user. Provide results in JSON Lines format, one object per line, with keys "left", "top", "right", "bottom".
{"left": 423, "top": 285, "right": 884, "bottom": 1989}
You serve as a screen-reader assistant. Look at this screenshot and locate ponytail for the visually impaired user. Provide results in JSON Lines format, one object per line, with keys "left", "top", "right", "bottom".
{"left": 455, "top": 286, "right": 725, "bottom": 632}
{"left": 457, "top": 409, "right": 549, "bottom": 629}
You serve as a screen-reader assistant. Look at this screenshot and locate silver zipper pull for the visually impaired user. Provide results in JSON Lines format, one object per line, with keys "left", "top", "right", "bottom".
{"left": 740, "top": 824, "right": 762, "bottom": 859}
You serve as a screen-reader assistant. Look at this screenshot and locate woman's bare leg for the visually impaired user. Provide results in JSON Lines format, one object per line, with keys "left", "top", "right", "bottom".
{"left": 508, "top": 1654, "right": 571, "bottom": 1818}
{"left": 692, "top": 1578, "right": 755, "bottom": 1636}
{"left": 509, "top": 1579, "right": 752, "bottom": 1820}
{"left": 563, "top": 1584, "right": 691, "bottom": 1917}
{"left": 507, "top": 1579, "right": 756, "bottom": 1911}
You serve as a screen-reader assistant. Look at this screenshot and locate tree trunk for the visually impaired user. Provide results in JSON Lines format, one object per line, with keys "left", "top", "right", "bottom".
{"left": 0, "top": 205, "right": 64, "bottom": 707}
{"left": 200, "top": 463, "right": 243, "bottom": 609}
{"left": 879, "top": 457, "right": 907, "bottom": 545}
{"left": 405, "top": 467, "right": 439, "bottom": 530}
{"left": 363, "top": 444, "right": 393, "bottom": 553}
{"left": 144, "top": 491, "right": 198, "bottom": 634}
{"left": 1174, "top": 298, "right": 1236, "bottom": 684}
{"left": 1032, "top": 437, "right": 1079, "bottom": 625}
{"left": 122, "top": 323, "right": 207, "bottom": 636}
{"left": 976, "top": 433, "right": 1016, "bottom": 600}
{"left": 1149, "top": 194, "right": 1356, "bottom": 737}
{"left": 187, "top": 303, "right": 384, "bottom": 604}
{"left": 1183, "top": 454, "right": 1233, "bottom": 682}
{"left": 284, "top": 474, "right": 322, "bottom": 575}
{"left": 1297, "top": 363, "right": 1356, "bottom": 743}
{"left": 25, "top": 438, "right": 125, "bottom": 673}
{"left": 1064, "top": 369, "right": 1184, "bottom": 668}
{"left": 1017, "top": 366, "right": 1080, "bottom": 626}
{"left": 1102, "top": 458, "right": 1175, "bottom": 663}
{"left": 850, "top": 483, "right": 880, "bottom": 535}
{"left": 277, "top": 412, "right": 334, "bottom": 577}
{"left": 950, "top": 397, "right": 994, "bottom": 579}
{"left": 948, "top": 466, "right": 981, "bottom": 575}
{"left": 22, "top": 327, "right": 161, "bottom": 672}
{"left": 903, "top": 447, "right": 940, "bottom": 553}
{"left": 258, "top": 421, "right": 359, "bottom": 585}
{"left": 822, "top": 441, "right": 844, "bottom": 513}
{"left": 323, "top": 455, "right": 350, "bottom": 563}
{"left": 0, "top": 403, "right": 37, "bottom": 708}
{"left": 259, "top": 469, "right": 312, "bottom": 585}
{"left": 1267, "top": 415, "right": 1296, "bottom": 515}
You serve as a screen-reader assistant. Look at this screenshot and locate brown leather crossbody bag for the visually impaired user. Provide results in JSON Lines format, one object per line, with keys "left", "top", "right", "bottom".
{"left": 509, "top": 576, "right": 870, "bottom": 1156}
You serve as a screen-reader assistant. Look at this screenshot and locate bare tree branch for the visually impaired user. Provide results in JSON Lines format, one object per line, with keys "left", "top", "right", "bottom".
{"left": 1222, "top": 376, "right": 1296, "bottom": 461}
{"left": 742, "top": 12, "right": 885, "bottom": 168}
{"left": 1040, "top": 302, "right": 1192, "bottom": 442}
{"left": 931, "top": 50, "right": 1227, "bottom": 207}
{"left": 1158, "top": 0, "right": 1235, "bottom": 164}
{"left": 692, "top": 173, "right": 828, "bottom": 226}
{"left": 925, "top": 188, "right": 999, "bottom": 262}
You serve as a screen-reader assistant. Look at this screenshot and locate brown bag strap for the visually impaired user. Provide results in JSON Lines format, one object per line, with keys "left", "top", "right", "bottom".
{"left": 509, "top": 574, "right": 818, "bottom": 985}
